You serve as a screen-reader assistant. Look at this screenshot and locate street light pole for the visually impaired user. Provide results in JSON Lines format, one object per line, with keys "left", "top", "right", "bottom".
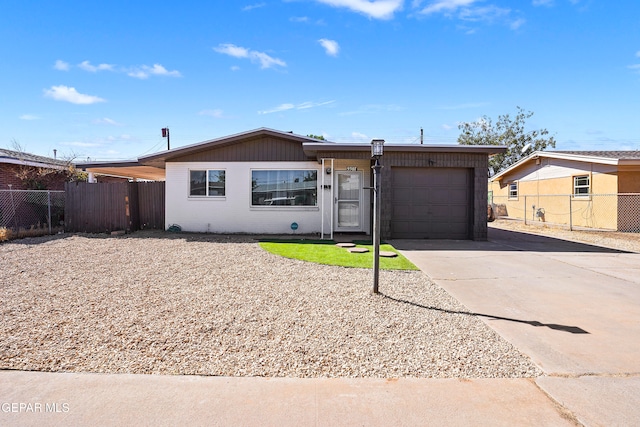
{"left": 371, "top": 139, "right": 384, "bottom": 294}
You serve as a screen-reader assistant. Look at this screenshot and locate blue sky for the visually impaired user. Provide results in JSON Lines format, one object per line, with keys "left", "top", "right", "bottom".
{"left": 2, "top": 0, "right": 639, "bottom": 161}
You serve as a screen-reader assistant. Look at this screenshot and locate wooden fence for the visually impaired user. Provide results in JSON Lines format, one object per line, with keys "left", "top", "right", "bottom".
{"left": 65, "top": 181, "right": 165, "bottom": 233}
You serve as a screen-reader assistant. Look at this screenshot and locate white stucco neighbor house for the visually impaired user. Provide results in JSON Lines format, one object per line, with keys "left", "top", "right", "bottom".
{"left": 78, "top": 128, "right": 505, "bottom": 240}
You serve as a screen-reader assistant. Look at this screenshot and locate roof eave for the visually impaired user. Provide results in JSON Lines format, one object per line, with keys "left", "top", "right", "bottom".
{"left": 303, "top": 143, "right": 507, "bottom": 158}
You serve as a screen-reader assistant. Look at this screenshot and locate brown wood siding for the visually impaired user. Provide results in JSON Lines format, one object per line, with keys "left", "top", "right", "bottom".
{"left": 169, "top": 136, "right": 310, "bottom": 163}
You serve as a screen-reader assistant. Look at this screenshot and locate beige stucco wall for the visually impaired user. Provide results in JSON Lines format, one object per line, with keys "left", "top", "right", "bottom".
{"left": 490, "top": 166, "right": 620, "bottom": 230}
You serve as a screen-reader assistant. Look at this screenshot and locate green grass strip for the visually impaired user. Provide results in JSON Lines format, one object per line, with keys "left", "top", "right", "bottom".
{"left": 259, "top": 239, "right": 419, "bottom": 270}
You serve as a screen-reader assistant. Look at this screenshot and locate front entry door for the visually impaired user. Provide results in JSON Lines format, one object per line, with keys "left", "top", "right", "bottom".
{"left": 334, "top": 171, "right": 363, "bottom": 232}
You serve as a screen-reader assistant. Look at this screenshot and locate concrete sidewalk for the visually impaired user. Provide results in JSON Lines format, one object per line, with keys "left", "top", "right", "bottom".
{"left": 1, "top": 371, "right": 574, "bottom": 427}
{"left": 393, "top": 227, "right": 640, "bottom": 427}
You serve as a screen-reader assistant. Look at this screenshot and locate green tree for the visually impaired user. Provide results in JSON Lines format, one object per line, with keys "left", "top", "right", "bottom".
{"left": 457, "top": 107, "right": 556, "bottom": 174}
{"left": 307, "top": 134, "right": 326, "bottom": 141}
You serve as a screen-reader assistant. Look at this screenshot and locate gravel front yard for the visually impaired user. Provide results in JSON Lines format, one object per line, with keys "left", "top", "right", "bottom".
{"left": 1, "top": 231, "right": 541, "bottom": 378}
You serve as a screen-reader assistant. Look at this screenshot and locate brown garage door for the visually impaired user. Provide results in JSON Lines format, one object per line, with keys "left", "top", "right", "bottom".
{"left": 391, "top": 167, "right": 472, "bottom": 239}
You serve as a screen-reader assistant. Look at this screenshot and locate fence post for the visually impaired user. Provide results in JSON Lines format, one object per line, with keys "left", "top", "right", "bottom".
{"left": 569, "top": 195, "right": 573, "bottom": 231}
{"left": 47, "top": 190, "right": 52, "bottom": 234}
{"left": 524, "top": 195, "right": 527, "bottom": 225}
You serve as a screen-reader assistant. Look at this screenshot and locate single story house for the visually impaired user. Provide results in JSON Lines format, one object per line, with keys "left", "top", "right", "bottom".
{"left": 489, "top": 150, "right": 640, "bottom": 231}
{"left": 0, "top": 148, "right": 70, "bottom": 190}
{"left": 79, "top": 128, "right": 505, "bottom": 240}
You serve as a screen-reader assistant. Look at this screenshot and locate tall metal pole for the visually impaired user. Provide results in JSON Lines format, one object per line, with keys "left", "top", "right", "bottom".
{"left": 372, "top": 158, "right": 382, "bottom": 294}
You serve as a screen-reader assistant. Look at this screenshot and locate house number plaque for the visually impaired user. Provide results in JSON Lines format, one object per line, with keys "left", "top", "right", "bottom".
{"left": 346, "top": 166, "right": 357, "bottom": 171}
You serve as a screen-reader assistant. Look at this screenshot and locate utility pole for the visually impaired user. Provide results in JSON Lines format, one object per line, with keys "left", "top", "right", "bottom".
{"left": 162, "top": 127, "right": 170, "bottom": 150}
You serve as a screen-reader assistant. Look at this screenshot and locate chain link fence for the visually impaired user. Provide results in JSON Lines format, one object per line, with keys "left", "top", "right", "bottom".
{"left": 490, "top": 193, "right": 640, "bottom": 233}
{"left": 0, "top": 190, "right": 65, "bottom": 239}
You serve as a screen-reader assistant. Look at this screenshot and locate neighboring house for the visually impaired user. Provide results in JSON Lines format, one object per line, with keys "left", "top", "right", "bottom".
{"left": 78, "top": 128, "right": 505, "bottom": 240}
{"left": 489, "top": 150, "right": 640, "bottom": 231}
{"left": 0, "top": 148, "right": 70, "bottom": 190}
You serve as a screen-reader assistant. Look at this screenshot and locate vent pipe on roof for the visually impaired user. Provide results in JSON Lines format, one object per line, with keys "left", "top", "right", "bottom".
{"left": 420, "top": 127, "right": 423, "bottom": 144}
{"left": 53, "top": 149, "right": 57, "bottom": 159}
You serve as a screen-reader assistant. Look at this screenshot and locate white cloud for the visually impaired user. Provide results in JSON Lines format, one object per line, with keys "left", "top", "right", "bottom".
{"left": 61, "top": 141, "right": 103, "bottom": 147}
{"left": 43, "top": 85, "right": 106, "bottom": 105}
{"left": 258, "top": 100, "right": 335, "bottom": 114}
{"left": 628, "top": 64, "right": 640, "bottom": 73}
{"left": 54, "top": 60, "right": 70, "bottom": 71}
{"left": 127, "top": 64, "right": 182, "bottom": 79}
{"left": 243, "top": 2, "right": 266, "bottom": 11}
{"left": 290, "top": 16, "right": 309, "bottom": 22}
{"left": 298, "top": 100, "right": 335, "bottom": 109}
{"left": 92, "top": 118, "right": 122, "bottom": 126}
{"left": 441, "top": 123, "right": 453, "bottom": 130}
{"left": 532, "top": 0, "right": 554, "bottom": 6}
{"left": 199, "top": 109, "right": 225, "bottom": 118}
{"left": 78, "top": 60, "right": 114, "bottom": 72}
{"left": 315, "top": 0, "right": 403, "bottom": 20}
{"left": 458, "top": 5, "right": 510, "bottom": 22}
{"left": 636, "top": 51, "right": 640, "bottom": 58}
{"left": 351, "top": 131, "right": 369, "bottom": 140}
{"left": 214, "top": 44, "right": 250, "bottom": 58}
{"left": 258, "top": 103, "right": 296, "bottom": 114}
{"left": 319, "top": 38, "right": 340, "bottom": 56}
{"left": 214, "top": 43, "right": 286, "bottom": 69}
{"left": 19, "top": 114, "right": 40, "bottom": 120}
{"left": 418, "top": 0, "right": 478, "bottom": 15}
{"left": 417, "top": 0, "right": 517, "bottom": 28}
{"left": 510, "top": 18, "right": 526, "bottom": 30}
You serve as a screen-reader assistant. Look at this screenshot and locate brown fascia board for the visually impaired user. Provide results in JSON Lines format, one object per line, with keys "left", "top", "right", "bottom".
{"left": 303, "top": 143, "right": 507, "bottom": 158}
{"left": 138, "top": 128, "right": 323, "bottom": 167}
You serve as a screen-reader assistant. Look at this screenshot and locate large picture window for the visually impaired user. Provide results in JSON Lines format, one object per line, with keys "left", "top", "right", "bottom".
{"left": 190, "top": 170, "right": 225, "bottom": 197}
{"left": 251, "top": 170, "right": 317, "bottom": 206}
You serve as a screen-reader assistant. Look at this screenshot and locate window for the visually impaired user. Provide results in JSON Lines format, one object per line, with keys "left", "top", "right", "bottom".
{"left": 190, "top": 170, "right": 225, "bottom": 197}
{"left": 251, "top": 170, "right": 317, "bottom": 206}
{"left": 573, "top": 175, "right": 590, "bottom": 197}
{"left": 508, "top": 182, "right": 518, "bottom": 199}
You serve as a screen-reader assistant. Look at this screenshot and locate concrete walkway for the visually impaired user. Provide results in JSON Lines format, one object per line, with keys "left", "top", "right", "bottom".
{"left": 393, "top": 227, "right": 640, "bottom": 427}
{"left": 2, "top": 227, "right": 639, "bottom": 426}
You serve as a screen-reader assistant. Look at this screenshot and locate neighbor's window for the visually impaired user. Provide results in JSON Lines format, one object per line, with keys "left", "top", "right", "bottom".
{"left": 573, "top": 175, "right": 590, "bottom": 197}
{"left": 190, "top": 170, "right": 225, "bottom": 197}
{"left": 508, "top": 182, "right": 518, "bottom": 199}
{"left": 251, "top": 170, "right": 317, "bottom": 206}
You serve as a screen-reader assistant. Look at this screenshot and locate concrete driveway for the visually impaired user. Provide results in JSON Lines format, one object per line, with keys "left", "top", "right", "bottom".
{"left": 393, "top": 227, "right": 640, "bottom": 427}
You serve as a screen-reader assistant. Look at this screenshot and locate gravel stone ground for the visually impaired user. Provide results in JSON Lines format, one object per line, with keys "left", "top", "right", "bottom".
{"left": 490, "top": 219, "right": 640, "bottom": 253}
{"left": 1, "top": 231, "right": 541, "bottom": 378}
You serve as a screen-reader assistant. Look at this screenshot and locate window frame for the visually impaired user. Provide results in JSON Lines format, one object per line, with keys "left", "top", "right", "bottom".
{"left": 508, "top": 182, "right": 518, "bottom": 200}
{"left": 250, "top": 169, "right": 319, "bottom": 208}
{"left": 573, "top": 174, "right": 590, "bottom": 198}
{"left": 189, "top": 169, "right": 226, "bottom": 198}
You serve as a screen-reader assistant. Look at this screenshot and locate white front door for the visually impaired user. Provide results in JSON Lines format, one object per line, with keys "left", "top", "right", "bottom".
{"left": 334, "top": 171, "right": 363, "bottom": 232}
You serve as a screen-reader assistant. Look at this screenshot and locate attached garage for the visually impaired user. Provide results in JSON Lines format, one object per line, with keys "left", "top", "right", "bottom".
{"left": 391, "top": 167, "right": 472, "bottom": 239}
